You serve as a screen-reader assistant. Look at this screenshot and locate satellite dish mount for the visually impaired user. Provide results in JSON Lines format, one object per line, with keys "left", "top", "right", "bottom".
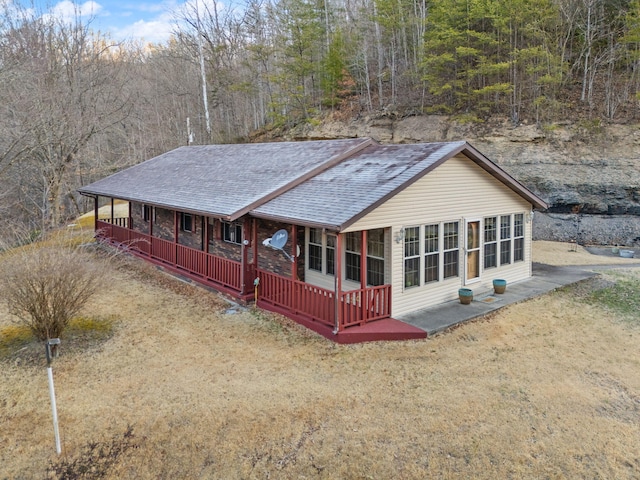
{"left": 262, "top": 229, "right": 298, "bottom": 262}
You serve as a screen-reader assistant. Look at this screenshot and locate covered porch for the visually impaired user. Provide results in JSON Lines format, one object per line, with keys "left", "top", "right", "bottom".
{"left": 93, "top": 201, "right": 425, "bottom": 343}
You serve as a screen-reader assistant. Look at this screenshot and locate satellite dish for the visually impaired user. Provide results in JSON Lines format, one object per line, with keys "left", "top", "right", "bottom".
{"left": 270, "top": 229, "right": 288, "bottom": 249}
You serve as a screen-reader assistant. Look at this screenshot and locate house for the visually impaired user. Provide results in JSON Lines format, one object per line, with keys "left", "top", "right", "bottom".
{"left": 79, "top": 138, "right": 548, "bottom": 343}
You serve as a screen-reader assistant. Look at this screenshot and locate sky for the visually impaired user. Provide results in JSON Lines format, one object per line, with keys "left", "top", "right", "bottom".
{"left": 18, "top": 0, "right": 194, "bottom": 45}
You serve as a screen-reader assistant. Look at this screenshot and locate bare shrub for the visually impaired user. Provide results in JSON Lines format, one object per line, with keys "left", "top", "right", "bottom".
{"left": 0, "top": 234, "right": 107, "bottom": 343}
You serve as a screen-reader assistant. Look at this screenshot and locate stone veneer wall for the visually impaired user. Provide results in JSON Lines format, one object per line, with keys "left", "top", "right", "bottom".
{"left": 207, "top": 218, "right": 242, "bottom": 263}
{"left": 256, "top": 219, "right": 304, "bottom": 279}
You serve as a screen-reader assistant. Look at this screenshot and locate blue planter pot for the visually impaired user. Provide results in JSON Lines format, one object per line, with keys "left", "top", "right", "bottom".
{"left": 493, "top": 279, "right": 507, "bottom": 294}
{"left": 458, "top": 288, "right": 473, "bottom": 304}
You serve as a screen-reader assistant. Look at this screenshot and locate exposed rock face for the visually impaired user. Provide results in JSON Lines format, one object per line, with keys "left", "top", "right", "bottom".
{"left": 288, "top": 114, "right": 640, "bottom": 246}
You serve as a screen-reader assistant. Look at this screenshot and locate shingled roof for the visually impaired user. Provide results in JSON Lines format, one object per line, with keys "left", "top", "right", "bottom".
{"left": 78, "top": 138, "right": 374, "bottom": 219}
{"left": 79, "top": 138, "right": 547, "bottom": 229}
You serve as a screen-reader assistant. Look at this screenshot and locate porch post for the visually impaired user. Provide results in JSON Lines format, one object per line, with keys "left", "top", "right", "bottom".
{"left": 291, "top": 224, "right": 297, "bottom": 280}
{"left": 204, "top": 217, "right": 210, "bottom": 253}
{"left": 240, "top": 219, "right": 251, "bottom": 296}
{"left": 128, "top": 202, "right": 132, "bottom": 230}
{"left": 334, "top": 233, "right": 343, "bottom": 334}
{"left": 174, "top": 211, "right": 179, "bottom": 267}
{"left": 93, "top": 196, "right": 98, "bottom": 232}
{"left": 110, "top": 198, "right": 114, "bottom": 225}
{"left": 360, "top": 230, "right": 367, "bottom": 290}
{"left": 252, "top": 218, "right": 258, "bottom": 271}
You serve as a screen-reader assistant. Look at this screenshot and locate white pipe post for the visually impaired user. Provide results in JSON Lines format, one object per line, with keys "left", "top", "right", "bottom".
{"left": 47, "top": 366, "right": 61, "bottom": 455}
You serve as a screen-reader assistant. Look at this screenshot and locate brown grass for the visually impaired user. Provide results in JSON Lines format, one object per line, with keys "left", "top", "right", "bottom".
{"left": 1, "top": 242, "right": 639, "bottom": 479}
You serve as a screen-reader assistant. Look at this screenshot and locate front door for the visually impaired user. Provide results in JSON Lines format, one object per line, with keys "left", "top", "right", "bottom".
{"left": 465, "top": 220, "right": 481, "bottom": 283}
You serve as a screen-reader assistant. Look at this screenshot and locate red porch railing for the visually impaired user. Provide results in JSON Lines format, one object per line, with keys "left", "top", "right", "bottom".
{"left": 340, "top": 285, "right": 392, "bottom": 327}
{"left": 257, "top": 270, "right": 336, "bottom": 327}
{"left": 257, "top": 269, "right": 391, "bottom": 330}
{"left": 96, "top": 220, "right": 242, "bottom": 292}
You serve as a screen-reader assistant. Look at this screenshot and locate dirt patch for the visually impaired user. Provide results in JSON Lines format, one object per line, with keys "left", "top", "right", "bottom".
{"left": 1, "top": 243, "right": 640, "bottom": 479}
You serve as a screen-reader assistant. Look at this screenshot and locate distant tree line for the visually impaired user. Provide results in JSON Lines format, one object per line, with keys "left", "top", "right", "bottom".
{"left": 1, "top": 0, "right": 639, "bottom": 241}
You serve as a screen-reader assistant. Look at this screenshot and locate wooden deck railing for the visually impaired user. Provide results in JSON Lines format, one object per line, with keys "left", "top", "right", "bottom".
{"left": 96, "top": 220, "right": 242, "bottom": 292}
{"left": 257, "top": 270, "right": 336, "bottom": 327}
{"left": 257, "top": 269, "right": 391, "bottom": 329}
{"left": 340, "top": 285, "right": 392, "bottom": 327}
{"left": 96, "top": 220, "right": 391, "bottom": 328}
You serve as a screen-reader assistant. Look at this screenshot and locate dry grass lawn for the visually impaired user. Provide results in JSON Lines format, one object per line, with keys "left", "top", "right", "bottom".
{"left": 1, "top": 241, "right": 639, "bottom": 479}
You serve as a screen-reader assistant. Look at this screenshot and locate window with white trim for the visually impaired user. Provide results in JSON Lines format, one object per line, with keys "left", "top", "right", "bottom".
{"left": 514, "top": 213, "right": 525, "bottom": 262}
{"left": 404, "top": 227, "right": 420, "bottom": 288}
{"left": 484, "top": 216, "right": 497, "bottom": 269}
{"left": 308, "top": 228, "right": 323, "bottom": 272}
{"left": 305, "top": 229, "right": 336, "bottom": 276}
{"left": 325, "top": 234, "right": 336, "bottom": 275}
{"left": 367, "top": 228, "right": 386, "bottom": 286}
{"left": 500, "top": 215, "right": 511, "bottom": 265}
{"left": 443, "top": 222, "right": 459, "bottom": 278}
{"left": 424, "top": 224, "right": 439, "bottom": 283}
{"left": 345, "top": 232, "right": 361, "bottom": 282}
{"left": 223, "top": 221, "right": 242, "bottom": 244}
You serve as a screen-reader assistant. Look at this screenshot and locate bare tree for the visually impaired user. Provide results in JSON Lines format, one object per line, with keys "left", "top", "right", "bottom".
{"left": 0, "top": 234, "right": 107, "bottom": 342}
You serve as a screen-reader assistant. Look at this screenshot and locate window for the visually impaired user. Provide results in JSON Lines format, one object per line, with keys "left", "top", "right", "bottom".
{"left": 514, "top": 214, "right": 525, "bottom": 262}
{"left": 367, "top": 229, "right": 385, "bottom": 286}
{"left": 345, "top": 232, "right": 361, "bottom": 282}
{"left": 424, "top": 224, "right": 439, "bottom": 283}
{"left": 142, "top": 204, "right": 151, "bottom": 223}
{"left": 308, "top": 228, "right": 323, "bottom": 272}
{"left": 181, "top": 213, "right": 193, "bottom": 232}
{"left": 404, "top": 227, "right": 420, "bottom": 288}
{"left": 443, "top": 222, "right": 459, "bottom": 278}
{"left": 484, "top": 217, "right": 497, "bottom": 269}
{"left": 305, "top": 229, "right": 336, "bottom": 276}
{"left": 500, "top": 215, "right": 511, "bottom": 265}
{"left": 223, "top": 221, "right": 242, "bottom": 244}
{"left": 326, "top": 235, "right": 336, "bottom": 276}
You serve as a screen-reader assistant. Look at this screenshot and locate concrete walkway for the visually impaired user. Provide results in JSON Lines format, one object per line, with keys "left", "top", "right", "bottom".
{"left": 399, "top": 261, "right": 640, "bottom": 336}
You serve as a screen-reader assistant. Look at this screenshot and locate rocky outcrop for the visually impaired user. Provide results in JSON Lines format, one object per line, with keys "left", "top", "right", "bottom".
{"left": 286, "top": 113, "right": 640, "bottom": 245}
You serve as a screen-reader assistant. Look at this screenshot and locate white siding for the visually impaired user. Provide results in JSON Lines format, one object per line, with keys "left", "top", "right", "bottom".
{"left": 345, "top": 154, "right": 534, "bottom": 317}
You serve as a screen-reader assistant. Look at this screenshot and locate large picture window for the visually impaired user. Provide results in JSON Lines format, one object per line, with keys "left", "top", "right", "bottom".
{"left": 404, "top": 221, "right": 459, "bottom": 288}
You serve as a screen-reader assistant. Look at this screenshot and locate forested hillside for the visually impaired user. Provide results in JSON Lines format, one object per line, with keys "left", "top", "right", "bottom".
{"left": 1, "top": 0, "right": 639, "bottom": 244}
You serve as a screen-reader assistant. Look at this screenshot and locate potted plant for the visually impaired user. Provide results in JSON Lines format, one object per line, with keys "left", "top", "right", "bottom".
{"left": 493, "top": 279, "right": 507, "bottom": 294}
{"left": 458, "top": 288, "right": 473, "bottom": 304}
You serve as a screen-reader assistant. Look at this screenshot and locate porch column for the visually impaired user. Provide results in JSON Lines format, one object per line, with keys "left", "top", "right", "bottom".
{"left": 93, "top": 196, "right": 99, "bottom": 232}
{"left": 291, "top": 224, "right": 297, "bottom": 280}
{"left": 360, "top": 230, "right": 367, "bottom": 290}
{"left": 174, "top": 211, "right": 179, "bottom": 267}
{"left": 204, "top": 217, "right": 210, "bottom": 253}
{"left": 240, "top": 219, "right": 252, "bottom": 296}
{"left": 110, "top": 198, "right": 114, "bottom": 225}
{"left": 334, "top": 233, "right": 343, "bottom": 334}
{"left": 128, "top": 202, "right": 132, "bottom": 230}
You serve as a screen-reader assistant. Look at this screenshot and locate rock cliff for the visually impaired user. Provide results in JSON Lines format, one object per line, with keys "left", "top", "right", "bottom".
{"left": 285, "top": 113, "right": 640, "bottom": 246}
